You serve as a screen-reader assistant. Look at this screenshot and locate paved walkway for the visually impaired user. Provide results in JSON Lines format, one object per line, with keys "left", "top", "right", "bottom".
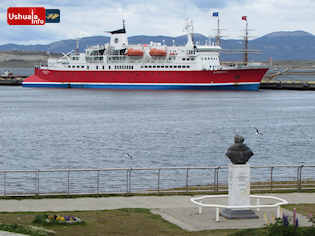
{"left": 0, "top": 192, "right": 314, "bottom": 234}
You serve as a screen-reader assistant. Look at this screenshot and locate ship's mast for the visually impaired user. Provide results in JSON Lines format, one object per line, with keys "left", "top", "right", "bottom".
{"left": 216, "top": 16, "right": 221, "bottom": 46}
{"left": 242, "top": 16, "right": 248, "bottom": 65}
{"left": 211, "top": 11, "right": 221, "bottom": 46}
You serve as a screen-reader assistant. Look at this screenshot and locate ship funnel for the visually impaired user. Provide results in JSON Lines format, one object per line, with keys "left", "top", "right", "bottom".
{"left": 107, "top": 20, "right": 128, "bottom": 50}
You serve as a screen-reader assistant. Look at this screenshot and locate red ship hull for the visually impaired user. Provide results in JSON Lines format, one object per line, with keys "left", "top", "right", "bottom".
{"left": 23, "top": 67, "right": 268, "bottom": 90}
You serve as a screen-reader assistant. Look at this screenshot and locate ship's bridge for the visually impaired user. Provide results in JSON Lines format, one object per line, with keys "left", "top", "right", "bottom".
{"left": 195, "top": 44, "right": 221, "bottom": 70}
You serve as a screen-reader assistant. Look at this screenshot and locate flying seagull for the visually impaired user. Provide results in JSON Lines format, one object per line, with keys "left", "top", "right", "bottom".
{"left": 126, "top": 153, "right": 133, "bottom": 159}
{"left": 254, "top": 127, "right": 263, "bottom": 136}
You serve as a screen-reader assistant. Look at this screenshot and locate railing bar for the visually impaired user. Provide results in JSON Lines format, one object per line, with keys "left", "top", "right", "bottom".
{"left": 0, "top": 165, "right": 315, "bottom": 173}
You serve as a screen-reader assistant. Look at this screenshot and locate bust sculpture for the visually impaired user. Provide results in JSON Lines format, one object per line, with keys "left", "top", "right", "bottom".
{"left": 225, "top": 135, "right": 254, "bottom": 164}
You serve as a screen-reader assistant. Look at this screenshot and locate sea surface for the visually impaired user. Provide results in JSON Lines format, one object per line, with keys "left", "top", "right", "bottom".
{"left": 0, "top": 86, "right": 315, "bottom": 172}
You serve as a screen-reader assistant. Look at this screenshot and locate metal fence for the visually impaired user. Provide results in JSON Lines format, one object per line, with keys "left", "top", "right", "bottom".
{"left": 0, "top": 165, "right": 314, "bottom": 196}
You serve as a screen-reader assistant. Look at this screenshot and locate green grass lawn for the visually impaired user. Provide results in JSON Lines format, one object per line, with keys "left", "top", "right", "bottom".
{"left": 0, "top": 209, "right": 236, "bottom": 236}
{"left": 0, "top": 204, "right": 314, "bottom": 236}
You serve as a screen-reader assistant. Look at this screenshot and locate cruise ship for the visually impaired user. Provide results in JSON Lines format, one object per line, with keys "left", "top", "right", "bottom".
{"left": 23, "top": 19, "right": 268, "bottom": 90}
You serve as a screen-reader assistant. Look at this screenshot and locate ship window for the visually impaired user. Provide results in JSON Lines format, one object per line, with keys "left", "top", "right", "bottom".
{"left": 182, "top": 58, "right": 185, "bottom": 61}
{"left": 145, "top": 65, "right": 147, "bottom": 68}
{"left": 187, "top": 58, "right": 190, "bottom": 61}
{"left": 191, "top": 58, "right": 195, "bottom": 61}
{"left": 96, "top": 66, "right": 98, "bottom": 70}
{"left": 174, "top": 65, "right": 177, "bottom": 68}
{"left": 153, "top": 65, "right": 156, "bottom": 68}
{"left": 182, "top": 65, "right": 185, "bottom": 68}
{"left": 109, "top": 66, "right": 111, "bottom": 69}
{"left": 68, "top": 65, "right": 71, "bottom": 68}
{"left": 132, "top": 66, "right": 134, "bottom": 69}
{"left": 115, "top": 38, "right": 119, "bottom": 43}
{"left": 72, "top": 65, "right": 75, "bottom": 68}
{"left": 170, "top": 65, "right": 172, "bottom": 68}
{"left": 149, "top": 65, "right": 152, "bottom": 68}
{"left": 87, "top": 66, "right": 89, "bottom": 70}
{"left": 165, "top": 65, "right": 168, "bottom": 68}
{"left": 157, "top": 65, "right": 160, "bottom": 68}
{"left": 178, "top": 65, "right": 181, "bottom": 68}
{"left": 81, "top": 66, "right": 84, "bottom": 68}
{"left": 102, "top": 66, "right": 105, "bottom": 69}
{"left": 161, "top": 66, "right": 164, "bottom": 68}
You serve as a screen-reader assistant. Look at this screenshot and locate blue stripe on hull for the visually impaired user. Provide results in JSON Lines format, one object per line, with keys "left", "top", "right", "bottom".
{"left": 23, "top": 83, "right": 70, "bottom": 88}
{"left": 23, "top": 83, "right": 260, "bottom": 91}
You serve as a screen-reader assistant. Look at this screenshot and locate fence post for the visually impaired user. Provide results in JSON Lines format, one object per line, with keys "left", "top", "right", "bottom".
{"left": 270, "top": 167, "right": 274, "bottom": 191}
{"left": 126, "top": 169, "right": 129, "bottom": 193}
{"left": 96, "top": 170, "right": 100, "bottom": 194}
{"left": 186, "top": 168, "right": 189, "bottom": 192}
{"left": 216, "top": 167, "right": 220, "bottom": 192}
{"left": 3, "top": 172, "right": 6, "bottom": 196}
{"left": 213, "top": 168, "right": 217, "bottom": 191}
{"left": 67, "top": 169, "right": 70, "bottom": 195}
{"left": 297, "top": 165, "right": 304, "bottom": 191}
{"left": 37, "top": 170, "right": 40, "bottom": 195}
{"left": 157, "top": 169, "right": 161, "bottom": 192}
{"left": 128, "top": 169, "right": 132, "bottom": 193}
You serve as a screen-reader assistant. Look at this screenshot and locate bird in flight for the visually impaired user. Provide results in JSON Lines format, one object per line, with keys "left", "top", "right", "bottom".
{"left": 254, "top": 127, "right": 263, "bottom": 136}
{"left": 126, "top": 153, "right": 133, "bottom": 159}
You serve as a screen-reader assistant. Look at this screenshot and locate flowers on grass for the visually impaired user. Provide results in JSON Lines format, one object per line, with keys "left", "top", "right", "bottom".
{"left": 33, "top": 214, "right": 84, "bottom": 225}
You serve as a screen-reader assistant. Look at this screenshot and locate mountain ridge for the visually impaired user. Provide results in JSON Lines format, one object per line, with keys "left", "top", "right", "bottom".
{"left": 1, "top": 30, "right": 315, "bottom": 61}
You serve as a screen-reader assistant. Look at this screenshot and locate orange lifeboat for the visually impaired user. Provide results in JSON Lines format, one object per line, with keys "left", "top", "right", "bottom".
{"left": 127, "top": 48, "right": 144, "bottom": 56}
{"left": 149, "top": 48, "right": 167, "bottom": 57}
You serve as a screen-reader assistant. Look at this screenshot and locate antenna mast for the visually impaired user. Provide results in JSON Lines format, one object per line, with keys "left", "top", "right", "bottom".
{"left": 75, "top": 38, "right": 79, "bottom": 54}
{"left": 122, "top": 18, "right": 126, "bottom": 30}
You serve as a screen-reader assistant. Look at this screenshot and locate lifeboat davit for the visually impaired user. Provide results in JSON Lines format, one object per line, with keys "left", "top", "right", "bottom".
{"left": 149, "top": 48, "right": 167, "bottom": 56}
{"left": 127, "top": 48, "right": 144, "bottom": 56}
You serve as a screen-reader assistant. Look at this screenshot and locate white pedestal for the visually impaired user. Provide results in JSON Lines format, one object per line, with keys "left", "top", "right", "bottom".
{"left": 221, "top": 164, "right": 258, "bottom": 219}
{"left": 228, "top": 164, "right": 250, "bottom": 207}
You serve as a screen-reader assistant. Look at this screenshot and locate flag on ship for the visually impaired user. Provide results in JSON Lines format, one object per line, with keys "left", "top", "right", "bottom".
{"left": 242, "top": 16, "right": 247, "bottom": 21}
{"left": 212, "top": 12, "right": 219, "bottom": 17}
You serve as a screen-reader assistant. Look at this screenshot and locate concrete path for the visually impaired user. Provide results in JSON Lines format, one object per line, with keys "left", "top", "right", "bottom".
{"left": 0, "top": 232, "right": 25, "bottom": 236}
{"left": 0, "top": 192, "right": 313, "bottom": 233}
{"left": 0, "top": 193, "right": 314, "bottom": 212}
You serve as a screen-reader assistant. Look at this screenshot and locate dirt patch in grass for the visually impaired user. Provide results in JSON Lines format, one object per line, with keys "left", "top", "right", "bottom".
{"left": 0, "top": 209, "right": 237, "bottom": 236}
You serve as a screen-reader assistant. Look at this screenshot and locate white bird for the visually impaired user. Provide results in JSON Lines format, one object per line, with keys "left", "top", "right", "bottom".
{"left": 254, "top": 127, "right": 263, "bottom": 136}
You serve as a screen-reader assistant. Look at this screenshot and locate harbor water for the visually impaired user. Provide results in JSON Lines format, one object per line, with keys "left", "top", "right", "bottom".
{"left": 1, "top": 86, "right": 315, "bottom": 170}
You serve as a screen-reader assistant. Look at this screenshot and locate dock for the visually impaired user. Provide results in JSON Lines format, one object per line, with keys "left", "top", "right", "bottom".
{"left": 260, "top": 80, "right": 315, "bottom": 90}
{"left": 0, "top": 76, "right": 25, "bottom": 86}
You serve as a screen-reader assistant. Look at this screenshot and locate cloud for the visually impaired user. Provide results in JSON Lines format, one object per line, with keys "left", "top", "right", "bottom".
{"left": 0, "top": 0, "right": 314, "bottom": 45}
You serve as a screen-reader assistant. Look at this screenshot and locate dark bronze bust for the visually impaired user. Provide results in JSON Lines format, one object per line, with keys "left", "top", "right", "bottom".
{"left": 225, "top": 135, "right": 253, "bottom": 164}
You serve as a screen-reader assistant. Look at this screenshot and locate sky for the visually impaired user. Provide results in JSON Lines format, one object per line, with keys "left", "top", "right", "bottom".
{"left": 0, "top": 0, "right": 315, "bottom": 45}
